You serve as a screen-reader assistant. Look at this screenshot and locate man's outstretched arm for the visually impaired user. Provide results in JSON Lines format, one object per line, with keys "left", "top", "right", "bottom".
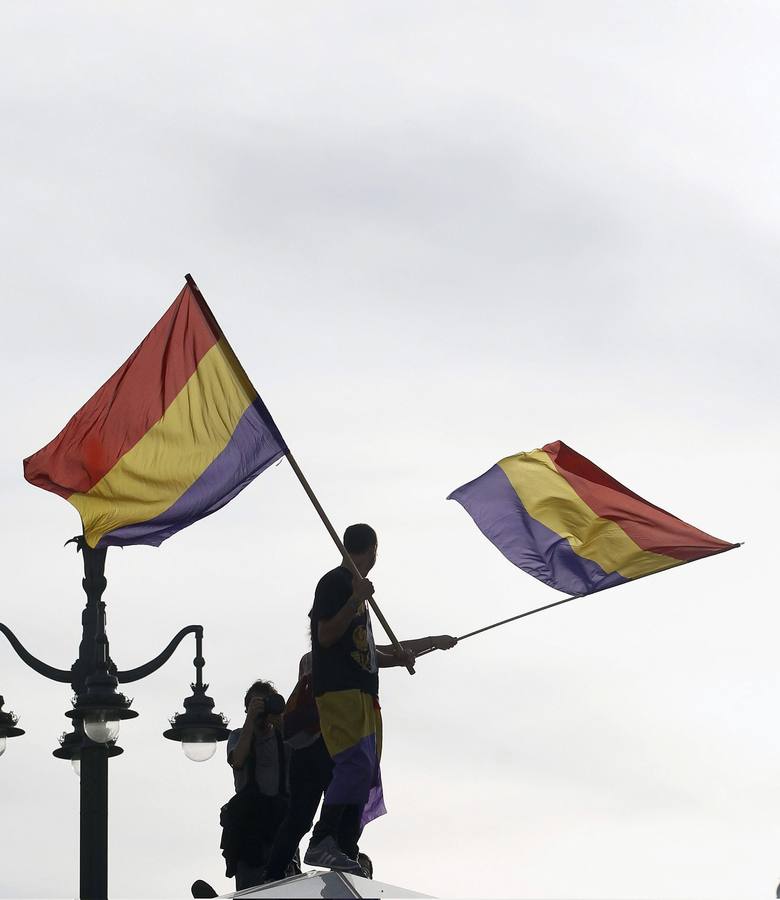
{"left": 376, "top": 635, "right": 457, "bottom": 668}
{"left": 377, "top": 635, "right": 458, "bottom": 655}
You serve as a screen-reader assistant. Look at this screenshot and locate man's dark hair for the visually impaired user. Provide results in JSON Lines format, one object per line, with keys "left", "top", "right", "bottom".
{"left": 244, "top": 678, "right": 275, "bottom": 711}
{"left": 344, "top": 523, "right": 377, "bottom": 555}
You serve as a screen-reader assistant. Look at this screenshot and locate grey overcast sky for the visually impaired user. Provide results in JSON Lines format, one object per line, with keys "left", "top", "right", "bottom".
{"left": 1, "top": 3, "right": 778, "bottom": 898}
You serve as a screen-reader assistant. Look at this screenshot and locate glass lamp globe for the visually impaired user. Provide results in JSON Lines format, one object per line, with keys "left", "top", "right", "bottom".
{"left": 0, "top": 735, "right": 6, "bottom": 758}
{"left": 72, "top": 758, "right": 81, "bottom": 777}
{"left": 182, "top": 739, "right": 217, "bottom": 762}
{"left": 83, "top": 712, "right": 120, "bottom": 744}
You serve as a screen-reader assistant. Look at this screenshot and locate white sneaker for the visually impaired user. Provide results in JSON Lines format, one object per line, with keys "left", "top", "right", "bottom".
{"left": 303, "top": 835, "right": 364, "bottom": 873}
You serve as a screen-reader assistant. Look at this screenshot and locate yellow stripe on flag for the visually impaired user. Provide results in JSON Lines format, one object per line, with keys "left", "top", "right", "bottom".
{"left": 70, "top": 338, "right": 254, "bottom": 547}
{"left": 498, "top": 450, "right": 681, "bottom": 580}
{"left": 316, "top": 690, "right": 377, "bottom": 758}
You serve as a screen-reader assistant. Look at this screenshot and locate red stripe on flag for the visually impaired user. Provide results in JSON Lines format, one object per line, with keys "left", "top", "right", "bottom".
{"left": 23, "top": 284, "right": 219, "bottom": 498}
{"left": 542, "top": 441, "right": 734, "bottom": 561}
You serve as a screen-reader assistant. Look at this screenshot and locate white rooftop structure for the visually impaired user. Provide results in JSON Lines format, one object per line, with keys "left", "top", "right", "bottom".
{"left": 223, "top": 870, "right": 432, "bottom": 899}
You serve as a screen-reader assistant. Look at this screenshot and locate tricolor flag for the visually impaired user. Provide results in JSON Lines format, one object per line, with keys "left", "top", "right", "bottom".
{"left": 24, "top": 277, "right": 287, "bottom": 549}
{"left": 449, "top": 441, "right": 737, "bottom": 597}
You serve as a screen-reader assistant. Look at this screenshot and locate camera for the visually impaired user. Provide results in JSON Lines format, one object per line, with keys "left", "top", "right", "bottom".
{"left": 260, "top": 692, "right": 285, "bottom": 717}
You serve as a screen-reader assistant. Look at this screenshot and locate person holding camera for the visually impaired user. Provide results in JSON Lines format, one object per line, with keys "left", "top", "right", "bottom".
{"left": 219, "top": 679, "right": 295, "bottom": 891}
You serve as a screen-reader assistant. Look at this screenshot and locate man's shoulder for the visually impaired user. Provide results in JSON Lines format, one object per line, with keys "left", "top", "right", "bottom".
{"left": 318, "top": 565, "right": 351, "bottom": 584}
{"left": 311, "top": 567, "right": 352, "bottom": 624}
{"left": 315, "top": 565, "right": 352, "bottom": 594}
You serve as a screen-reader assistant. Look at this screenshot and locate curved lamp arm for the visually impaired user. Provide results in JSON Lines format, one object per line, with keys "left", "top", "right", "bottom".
{"left": 0, "top": 622, "right": 72, "bottom": 683}
{"left": 116, "top": 626, "right": 202, "bottom": 684}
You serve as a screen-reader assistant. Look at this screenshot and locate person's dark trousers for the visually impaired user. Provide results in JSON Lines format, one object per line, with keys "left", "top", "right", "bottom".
{"left": 264, "top": 737, "right": 333, "bottom": 881}
{"left": 336, "top": 803, "right": 363, "bottom": 860}
{"left": 310, "top": 801, "right": 364, "bottom": 857}
{"left": 236, "top": 859, "right": 267, "bottom": 891}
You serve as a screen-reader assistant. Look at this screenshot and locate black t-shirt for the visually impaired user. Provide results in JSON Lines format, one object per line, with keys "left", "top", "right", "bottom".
{"left": 309, "top": 565, "right": 379, "bottom": 698}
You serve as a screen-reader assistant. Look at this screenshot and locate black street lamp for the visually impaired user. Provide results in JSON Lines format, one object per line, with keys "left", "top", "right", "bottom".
{"left": 0, "top": 538, "right": 230, "bottom": 899}
{"left": 0, "top": 695, "right": 25, "bottom": 755}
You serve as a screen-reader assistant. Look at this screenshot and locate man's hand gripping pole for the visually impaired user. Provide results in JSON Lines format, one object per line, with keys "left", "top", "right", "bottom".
{"left": 284, "top": 450, "right": 415, "bottom": 675}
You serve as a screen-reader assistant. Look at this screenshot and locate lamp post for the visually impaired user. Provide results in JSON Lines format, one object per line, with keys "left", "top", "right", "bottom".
{"left": 0, "top": 538, "right": 230, "bottom": 900}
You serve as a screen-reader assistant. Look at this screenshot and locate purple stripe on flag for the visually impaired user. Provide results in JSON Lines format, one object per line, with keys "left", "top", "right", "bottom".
{"left": 361, "top": 768, "right": 387, "bottom": 827}
{"left": 100, "top": 398, "right": 286, "bottom": 548}
{"left": 324, "top": 733, "right": 378, "bottom": 807}
{"left": 448, "top": 464, "right": 627, "bottom": 596}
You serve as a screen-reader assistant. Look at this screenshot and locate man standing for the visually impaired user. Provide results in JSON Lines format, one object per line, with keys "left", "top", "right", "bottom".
{"left": 220, "top": 680, "right": 293, "bottom": 890}
{"left": 302, "top": 523, "right": 422, "bottom": 873}
{"left": 264, "top": 621, "right": 457, "bottom": 882}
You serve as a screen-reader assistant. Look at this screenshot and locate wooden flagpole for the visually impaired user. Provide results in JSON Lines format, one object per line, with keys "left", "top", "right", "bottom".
{"left": 183, "top": 274, "right": 414, "bottom": 675}
{"left": 284, "top": 451, "right": 414, "bottom": 675}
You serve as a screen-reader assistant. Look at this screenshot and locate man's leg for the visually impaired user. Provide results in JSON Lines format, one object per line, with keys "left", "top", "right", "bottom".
{"left": 304, "top": 803, "right": 365, "bottom": 872}
{"left": 308, "top": 801, "right": 348, "bottom": 845}
{"left": 336, "top": 803, "right": 363, "bottom": 860}
{"left": 264, "top": 740, "right": 331, "bottom": 881}
{"left": 235, "top": 859, "right": 267, "bottom": 891}
{"left": 306, "top": 692, "right": 375, "bottom": 871}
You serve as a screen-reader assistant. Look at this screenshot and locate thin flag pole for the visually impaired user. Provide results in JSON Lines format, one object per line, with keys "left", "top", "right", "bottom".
{"left": 426, "top": 593, "right": 581, "bottom": 652}
{"left": 184, "top": 274, "right": 414, "bottom": 675}
{"left": 284, "top": 451, "right": 414, "bottom": 675}
{"left": 417, "top": 542, "right": 743, "bottom": 657}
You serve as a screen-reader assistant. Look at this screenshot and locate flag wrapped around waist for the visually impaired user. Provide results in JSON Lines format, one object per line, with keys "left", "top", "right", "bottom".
{"left": 449, "top": 440, "right": 736, "bottom": 597}
{"left": 316, "top": 689, "right": 386, "bottom": 825}
{"left": 23, "top": 278, "right": 287, "bottom": 549}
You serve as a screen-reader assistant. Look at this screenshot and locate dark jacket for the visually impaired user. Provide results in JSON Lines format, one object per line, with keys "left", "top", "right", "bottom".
{"left": 219, "top": 729, "right": 289, "bottom": 877}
